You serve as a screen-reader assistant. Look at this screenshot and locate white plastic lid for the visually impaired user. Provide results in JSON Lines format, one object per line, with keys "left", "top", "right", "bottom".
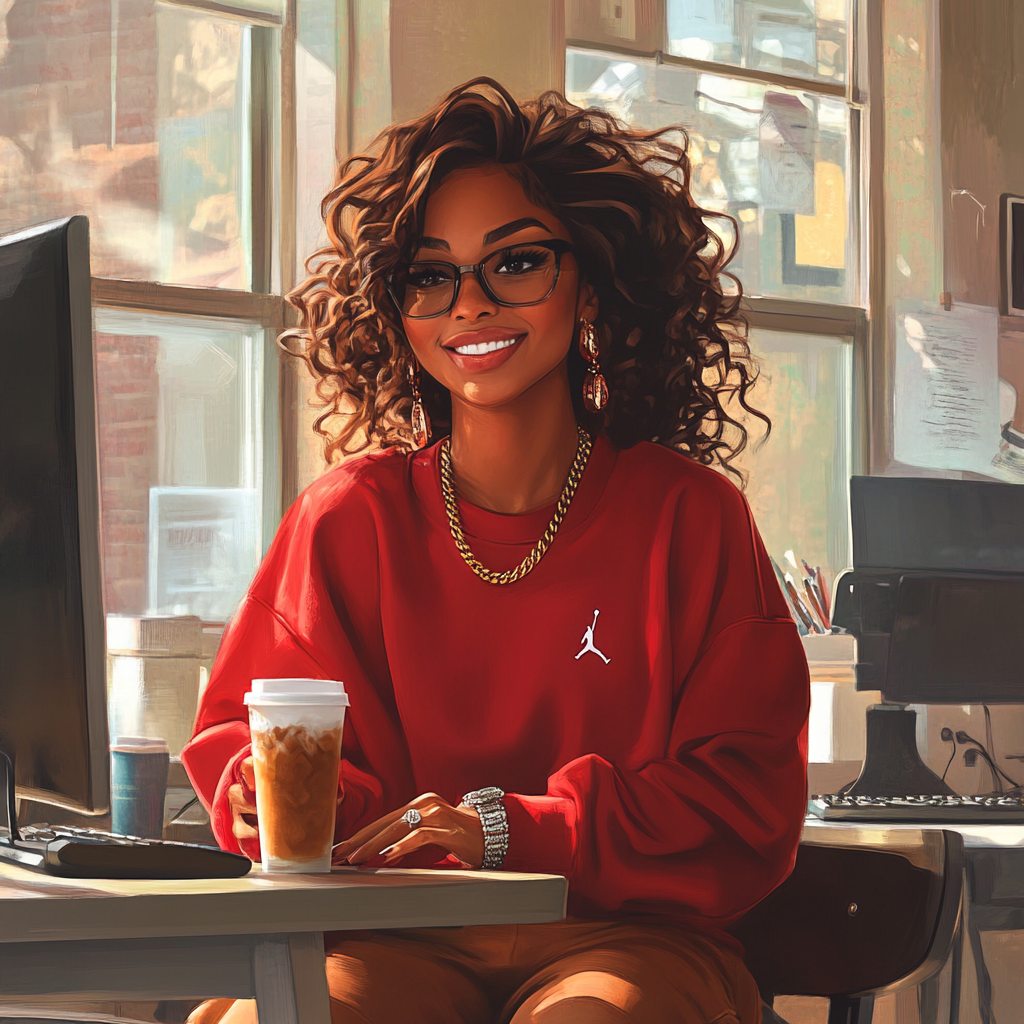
{"left": 111, "top": 736, "right": 169, "bottom": 753}
{"left": 243, "top": 678, "right": 350, "bottom": 706}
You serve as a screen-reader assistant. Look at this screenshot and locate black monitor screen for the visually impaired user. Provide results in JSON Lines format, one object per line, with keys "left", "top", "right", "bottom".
{"left": 886, "top": 575, "right": 1024, "bottom": 704}
{"left": 852, "top": 475, "right": 1024, "bottom": 572}
{"left": 0, "top": 217, "right": 108, "bottom": 812}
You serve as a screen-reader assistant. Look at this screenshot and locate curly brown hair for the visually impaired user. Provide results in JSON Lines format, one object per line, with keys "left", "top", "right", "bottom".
{"left": 281, "top": 76, "right": 768, "bottom": 475}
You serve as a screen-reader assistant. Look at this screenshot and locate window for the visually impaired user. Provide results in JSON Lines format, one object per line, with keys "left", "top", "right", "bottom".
{"left": 1, "top": 0, "right": 339, "bottom": 625}
{"left": 566, "top": 0, "right": 867, "bottom": 592}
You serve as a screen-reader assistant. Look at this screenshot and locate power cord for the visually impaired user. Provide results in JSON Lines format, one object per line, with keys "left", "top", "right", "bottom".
{"left": 940, "top": 727, "right": 957, "bottom": 784}
{"left": 956, "top": 730, "right": 1021, "bottom": 795}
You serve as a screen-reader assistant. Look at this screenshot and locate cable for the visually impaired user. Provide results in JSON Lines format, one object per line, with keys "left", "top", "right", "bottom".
{"left": 982, "top": 706, "right": 1021, "bottom": 791}
{"left": 958, "top": 728, "right": 1021, "bottom": 792}
{"left": 941, "top": 727, "right": 957, "bottom": 784}
{"left": 957, "top": 732, "right": 1021, "bottom": 796}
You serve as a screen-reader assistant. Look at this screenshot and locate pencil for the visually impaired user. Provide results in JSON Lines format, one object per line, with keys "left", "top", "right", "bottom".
{"left": 803, "top": 577, "right": 828, "bottom": 632}
{"left": 800, "top": 559, "right": 832, "bottom": 630}
{"left": 814, "top": 566, "right": 831, "bottom": 626}
{"left": 785, "top": 574, "right": 819, "bottom": 633}
{"left": 771, "top": 557, "right": 808, "bottom": 633}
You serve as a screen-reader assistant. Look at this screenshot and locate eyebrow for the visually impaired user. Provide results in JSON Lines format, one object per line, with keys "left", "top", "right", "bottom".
{"left": 483, "top": 217, "right": 553, "bottom": 245}
{"left": 417, "top": 236, "right": 451, "bottom": 253}
{"left": 414, "top": 218, "right": 554, "bottom": 257}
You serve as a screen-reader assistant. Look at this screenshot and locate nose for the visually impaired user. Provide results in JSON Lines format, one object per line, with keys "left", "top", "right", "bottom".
{"left": 451, "top": 268, "right": 498, "bottom": 321}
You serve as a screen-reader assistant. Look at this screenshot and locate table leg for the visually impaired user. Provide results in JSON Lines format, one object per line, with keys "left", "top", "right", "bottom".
{"left": 253, "top": 933, "right": 330, "bottom": 1024}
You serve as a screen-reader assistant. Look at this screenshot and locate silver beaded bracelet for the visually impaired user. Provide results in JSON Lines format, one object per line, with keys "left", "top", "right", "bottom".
{"left": 461, "top": 786, "right": 509, "bottom": 869}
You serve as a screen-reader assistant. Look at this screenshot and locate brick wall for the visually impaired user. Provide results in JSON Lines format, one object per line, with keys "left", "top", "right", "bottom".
{"left": 0, "top": 0, "right": 160, "bottom": 277}
{"left": 95, "top": 331, "right": 159, "bottom": 615}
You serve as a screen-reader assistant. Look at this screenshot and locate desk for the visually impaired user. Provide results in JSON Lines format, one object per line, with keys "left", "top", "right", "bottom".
{"left": 803, "top": 819, "right": 1024, "bottom": 1024}
{"left": 0, "top": 865, "right": 567, "bottom": 1024}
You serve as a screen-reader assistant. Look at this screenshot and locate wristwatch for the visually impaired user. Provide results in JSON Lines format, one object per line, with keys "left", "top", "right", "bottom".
{"left": 461, "top": 786, "right": 509, "bottom": 869}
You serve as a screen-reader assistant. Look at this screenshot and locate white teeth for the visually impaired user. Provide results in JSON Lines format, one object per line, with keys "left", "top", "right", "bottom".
{"left": 452, "top": 337, "right": 518, "bottom": 356}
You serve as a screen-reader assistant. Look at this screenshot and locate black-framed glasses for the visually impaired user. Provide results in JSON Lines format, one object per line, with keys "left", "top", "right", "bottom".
{"left": 388, "top": 239, "right": 575, "bottom": 319}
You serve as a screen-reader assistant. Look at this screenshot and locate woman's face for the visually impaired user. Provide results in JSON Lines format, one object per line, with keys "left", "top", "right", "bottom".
{"left": 399, "top": 164, "right": 596, "bottom": 411}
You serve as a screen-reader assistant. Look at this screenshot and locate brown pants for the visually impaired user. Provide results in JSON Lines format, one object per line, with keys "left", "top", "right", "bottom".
{"left": 188, "top": 918, "right": 761, "bottom": 1024}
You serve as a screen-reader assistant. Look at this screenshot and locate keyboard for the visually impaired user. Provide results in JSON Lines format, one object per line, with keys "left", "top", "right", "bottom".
{"left": 809, "top": 793, "right": 1024, "bottom": 823}
{"left": 0, "top": 823, "right": 251, "bottom": 879}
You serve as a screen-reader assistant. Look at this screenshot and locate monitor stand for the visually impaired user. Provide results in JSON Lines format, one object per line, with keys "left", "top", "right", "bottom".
{"left": 844, "top": 703, "right": 956, "bottom": 797}
{"left": 0, "top": 750, "right": 19, "bottom": 844}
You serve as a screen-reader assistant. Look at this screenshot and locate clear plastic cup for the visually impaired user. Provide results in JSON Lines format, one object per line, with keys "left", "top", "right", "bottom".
{"left": 243, "top": 678, "right": 350, "bottom": 873}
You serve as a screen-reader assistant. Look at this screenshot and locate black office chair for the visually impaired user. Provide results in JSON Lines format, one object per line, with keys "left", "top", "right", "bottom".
{"left": 730, "top": 830, "right": 965, "bottom": 1024}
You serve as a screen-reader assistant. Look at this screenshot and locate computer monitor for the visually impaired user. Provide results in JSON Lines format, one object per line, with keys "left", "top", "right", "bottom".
{"left": 0, "top": 216, "right": 109, "bottom": 814}
{"left": 832, "top": 476, "right": 1024, "bottom": 796}
{"left": 850, "top": 475, "right": 1024, "bottom": 574}
{"left": 886, "top": 574, "right": 1024, "bottom": 704}
{"left": 834, "top": 475, "right": 1024, "bottom": 694}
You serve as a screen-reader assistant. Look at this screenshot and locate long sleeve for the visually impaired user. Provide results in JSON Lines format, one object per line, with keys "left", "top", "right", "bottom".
{"left": 181, "top": 457, "right": 417, "bottom": 857}
{"left": 499, "top": 472, "right": 810, "bottom": 931}
{"left": 182, "top": 437, "right": 809, "bottom": 933}
{"left": 183, "top": 597, "right": 394, "bottom": 857}
{"left": 502, "top": 618, "right": 808, "bottom": 928}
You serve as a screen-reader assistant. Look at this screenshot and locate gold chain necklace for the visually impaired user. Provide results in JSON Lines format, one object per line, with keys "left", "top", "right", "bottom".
{"left": 439, "top": 427, "right": 594, "bottom": 585}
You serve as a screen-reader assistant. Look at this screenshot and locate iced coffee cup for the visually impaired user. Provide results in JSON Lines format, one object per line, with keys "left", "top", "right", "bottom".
{"left": 243, "top": 678, "right": 349, "bottom": 873}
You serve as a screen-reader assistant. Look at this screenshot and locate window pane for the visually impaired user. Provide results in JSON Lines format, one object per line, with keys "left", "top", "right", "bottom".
{"left": 94, "top": 309, "right": 263, "bottom": 622}
{"left": 0, "top": 3, "right": 256, "bottom": 289}
{"left": 566, "top": 49, "right": 853, "bottom": 303}
{"left": 731, "top": 329, "right": 853, "bottom": 589}
{"left": 667, "top": 0, "right": 849, "bottom": 85}
{"left": 295, "top": 0, "right": 338, "bottom": 282}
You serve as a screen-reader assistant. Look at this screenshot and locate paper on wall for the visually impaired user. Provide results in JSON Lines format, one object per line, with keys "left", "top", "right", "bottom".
{"left": 759, "top": 91, "right": 815, "bottom": 215}
{"left": 894, "top": 301, "right": 1001, "bottom": 473}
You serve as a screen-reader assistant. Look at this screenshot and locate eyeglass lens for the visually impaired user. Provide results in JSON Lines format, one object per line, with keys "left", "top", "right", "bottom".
{"left": 397, "top": 245, "right": 560, "bottom": 317}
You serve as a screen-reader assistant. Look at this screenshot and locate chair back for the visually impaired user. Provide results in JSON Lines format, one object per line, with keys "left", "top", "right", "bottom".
{"left": 729, "top": 829, "right": 964, "bottom": 1001}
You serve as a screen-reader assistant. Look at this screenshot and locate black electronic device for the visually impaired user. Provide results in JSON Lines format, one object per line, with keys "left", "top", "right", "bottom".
{"left": 0, "top": 829, "right": 250, "bottom": 880}
{"left": 809, "top": 793, "right": 1024, "bottom": 824}
{"left": 833, "top": 475, "right": 1024, "bottom": 693}
{"left": 0, "top": 752, "right": 249, "bottom": 878}
{"left": 0, "top": 219, "right": 249, "bottom": 879}
{"left": 827, "top": 476, "right": 1024, "bottom": 803}
{"left": 0, "top": 216, "right": 108, "bottom": 814}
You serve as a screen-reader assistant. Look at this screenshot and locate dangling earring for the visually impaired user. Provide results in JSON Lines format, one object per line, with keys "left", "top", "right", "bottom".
{"left": 578, "top": 319, "right": 609, "bottom": 413}
{"left": 408, "top": 361, "right": 431, "bottom": 449}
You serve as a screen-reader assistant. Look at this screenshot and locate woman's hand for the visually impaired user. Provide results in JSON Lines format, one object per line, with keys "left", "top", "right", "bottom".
{"left": 227, "top": 756, "right": 260, "bottom": 859}
{"left": 332, "top": 792, "right": 485, "bottom": 869}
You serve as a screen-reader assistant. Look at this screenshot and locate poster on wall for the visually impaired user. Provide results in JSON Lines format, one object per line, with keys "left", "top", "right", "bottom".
{"left": 893, "top": 301, "right": 1001, "bottom": 475}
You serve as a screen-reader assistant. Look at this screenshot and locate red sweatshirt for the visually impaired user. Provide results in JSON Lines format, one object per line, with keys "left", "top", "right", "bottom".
{"left": 182, "top": 435, "right": 809, "bottom": 939}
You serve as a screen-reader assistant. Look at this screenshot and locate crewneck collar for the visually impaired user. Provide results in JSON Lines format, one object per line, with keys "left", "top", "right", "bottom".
{"left": 411, "top": 433, "right": 618, "bottom": 546}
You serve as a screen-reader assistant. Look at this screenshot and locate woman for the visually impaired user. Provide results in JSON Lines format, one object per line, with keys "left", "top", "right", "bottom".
{"left": 183, "top": 78, "right": 809, "bottom": 1024}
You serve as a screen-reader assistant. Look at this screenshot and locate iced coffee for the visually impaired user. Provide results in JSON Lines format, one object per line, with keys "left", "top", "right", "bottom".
{"left": 244, "top": 679, "right": 349, "bottom": 872}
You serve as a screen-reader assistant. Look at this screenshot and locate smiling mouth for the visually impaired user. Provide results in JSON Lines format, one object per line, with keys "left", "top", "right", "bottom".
{"left": 449, "top": 336, "right": 520, "bottom": 356}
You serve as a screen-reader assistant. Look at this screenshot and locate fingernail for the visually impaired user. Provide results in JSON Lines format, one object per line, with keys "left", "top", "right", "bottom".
{"left": 379, "top": 844, "right": 396, "bottom": 857}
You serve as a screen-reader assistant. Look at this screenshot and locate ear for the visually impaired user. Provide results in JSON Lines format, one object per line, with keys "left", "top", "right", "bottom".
{"left": 576, "top": 279, "right": 599, "bottom": 325}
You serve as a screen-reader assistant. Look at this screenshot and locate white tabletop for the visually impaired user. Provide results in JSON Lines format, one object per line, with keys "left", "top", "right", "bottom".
{"left": 0, "top": 862, "right": 569, "bottom": 944}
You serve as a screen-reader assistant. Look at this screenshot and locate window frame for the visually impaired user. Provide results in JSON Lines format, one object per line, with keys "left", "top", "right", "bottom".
{"left": 90, "top": 0, "right": 301, "bottom": 550}
{"left": 565, "top": 0, "right": 872, "bottom": 480}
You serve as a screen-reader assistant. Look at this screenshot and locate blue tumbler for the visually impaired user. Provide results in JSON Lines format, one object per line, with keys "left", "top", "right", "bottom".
{"left": 110, "top": 736, "right": 169, "bottom": 839}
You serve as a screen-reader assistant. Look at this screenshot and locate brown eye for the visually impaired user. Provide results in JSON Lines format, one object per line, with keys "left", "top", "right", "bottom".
{"left": 492, "top": 247, "right": 553, "bottom": 276}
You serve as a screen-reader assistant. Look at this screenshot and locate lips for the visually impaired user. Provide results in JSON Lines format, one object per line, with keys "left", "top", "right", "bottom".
{"left": 441, "top": 328, "right": 526, "bottom": 373}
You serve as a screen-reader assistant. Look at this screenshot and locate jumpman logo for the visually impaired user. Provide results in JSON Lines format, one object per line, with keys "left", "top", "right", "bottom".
{"left": 575, "top": 609, "right": 610, "bottom": 664}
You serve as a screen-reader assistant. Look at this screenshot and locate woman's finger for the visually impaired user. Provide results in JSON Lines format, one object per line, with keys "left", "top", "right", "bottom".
{"left": 332, "top": 807, "right": 411, "bottom": 861}
{"left": 377, "top": 826, "right": 461, "bottom": 866}
{"left": 334, "top": 793, "right": 450, "bottom": 861}
{"left": 227, "top": 783, "right": 257, "bottom": 816}
{"left": 232, "top": 817, "right": 258, "bottom": 841}
{"left": 240, "top": 757, "right": 255, "bottom": 792}
{"left": 344, "top": 813, "right": 432, "bottom": 865}
{"left": 344, "top": 803, "right": 453, "bottom": 865}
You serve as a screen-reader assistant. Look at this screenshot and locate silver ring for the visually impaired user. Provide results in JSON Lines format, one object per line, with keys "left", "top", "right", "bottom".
{"left": 401, "top": 808, "right": 422, "bottom": 829}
